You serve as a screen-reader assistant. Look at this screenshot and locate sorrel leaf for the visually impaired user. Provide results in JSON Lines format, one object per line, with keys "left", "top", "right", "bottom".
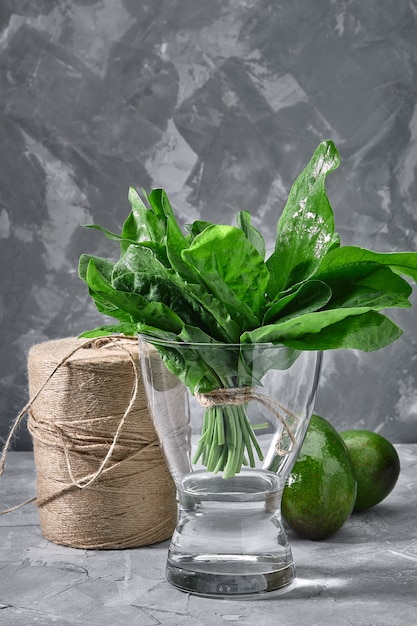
{"left": 266, "top": 141, "right": 339, "bottom": 297}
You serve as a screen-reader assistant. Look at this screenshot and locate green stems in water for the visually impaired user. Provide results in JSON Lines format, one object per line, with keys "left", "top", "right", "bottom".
{"left": 192, "top": 404, "right": 264, "bottom": 479}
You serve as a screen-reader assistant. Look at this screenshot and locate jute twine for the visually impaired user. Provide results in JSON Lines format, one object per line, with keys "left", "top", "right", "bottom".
{"left": 0, "top": 336, "right": 177, "bottom": 549}
{"left": 196, "top": 388, "right": 300, "bottom": 455}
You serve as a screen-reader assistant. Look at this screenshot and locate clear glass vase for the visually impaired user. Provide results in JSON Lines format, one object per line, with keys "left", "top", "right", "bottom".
{"left": 139, "top": 338, "right": 322, "bottom": 598}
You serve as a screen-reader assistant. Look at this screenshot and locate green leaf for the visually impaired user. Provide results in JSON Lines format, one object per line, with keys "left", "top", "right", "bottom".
{"left": 323, "top": 265, "right": 412, "bottom": 310}
{"left": 112, "top": 245, "right": 232, "bottom": 340}
{"left": 165, "top": 216, "right": 197, "bottom": 283}
{"left": 266, "top": 140, "right": 340, "bottom": 297}
{"left": 79, "top": 255, "right": 132, "bottom": 322}
{"left": 113, "top": 270, "right": 197, "bottom": 327}
{"left": 236, "top": 210, "right": 266, "bottom": 259}
{"left": 187, "top": 283, "right": 241, "bottom": 343}
{"left": 264, "top": 279, "right": 332, "bottom": 324}
{"left": 83, "top": 223, "right": 139, "bottom": 248}
{"left": 120, "top": 212, "right": 149, "bottom": 253}
{"left": 185, "top": 220, "right": 213, "bottom": 242}
{"left": 85, "top": 258, "right": 183, "bottom": 333}
{"left": 329, "top": 232, "right": 341, "bottom": 251}
{"left": 82, "top": 221, "right": 169, "bottom": 264}
{"left": 286, "top": 312, "right": 402, "bottom": 352}
{"left": 181, "top": 224, "right": 269, "bottom": 323}
{"left": 127, "top": 187, "right": 166, "bottom": 244}
{"left": 147, "top": 189, "right": 203, "bottom": 280}
{"left": 128, "top": 186, "right": 149, "bottom": 213}
{"left": 138, "top": 326, "right": 232, "bottom": 394}
{"left": 112, "top": 244, "right": 166, "bottom": 281}
{"left": 317, "top": 245, "right": 417, "bottom": 283}
{"left": 147, "top": 188, "right": 175, "bottom": 220}
{"left": 241, "top": 307, "right": 403, "bottom": 352}
{"left": 79, "top": 254, "right": 114, "bottom": 283}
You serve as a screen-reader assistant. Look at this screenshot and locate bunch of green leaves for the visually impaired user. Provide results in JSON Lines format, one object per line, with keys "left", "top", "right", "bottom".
{"left": 79, "top": 140, "right": 417, "bottom": 477}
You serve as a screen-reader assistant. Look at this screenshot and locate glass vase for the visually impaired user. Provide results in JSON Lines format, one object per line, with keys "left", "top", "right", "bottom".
{"left": 139, "top": 338, "right": 322, "bottom": 598}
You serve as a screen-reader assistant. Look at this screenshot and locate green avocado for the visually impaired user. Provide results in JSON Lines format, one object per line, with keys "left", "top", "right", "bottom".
{"left": 340, "top": 430, "right": 400, "bottom": 511}
{"left": 282, "top": 414, "right": 357, "bottom": 540}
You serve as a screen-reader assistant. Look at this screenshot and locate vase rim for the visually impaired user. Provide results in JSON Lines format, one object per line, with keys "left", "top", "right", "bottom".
{"left": 138, "top": 334, "right": 319, "bottom": 353}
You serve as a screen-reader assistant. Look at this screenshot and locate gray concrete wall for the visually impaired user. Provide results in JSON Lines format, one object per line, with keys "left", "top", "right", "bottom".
{"left": 1, "top": 0, "right": 417, "bottom": 449}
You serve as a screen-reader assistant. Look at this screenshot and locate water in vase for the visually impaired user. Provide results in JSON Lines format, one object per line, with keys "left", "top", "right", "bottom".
{"left": 166, "top": 469, "right": 295, "bottom": 598}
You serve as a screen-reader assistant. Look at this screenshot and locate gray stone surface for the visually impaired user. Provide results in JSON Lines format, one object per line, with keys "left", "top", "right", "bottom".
{"left": 1, "top": 447, "right": 417, "bottom": 624}
{"left": 1, "top": 1, "right": 417, "bottom": 448}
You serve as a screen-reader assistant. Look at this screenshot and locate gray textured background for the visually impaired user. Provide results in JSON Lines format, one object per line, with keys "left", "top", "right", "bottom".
{"left": 1, "top": 0, "right": 417, "bottom": 450}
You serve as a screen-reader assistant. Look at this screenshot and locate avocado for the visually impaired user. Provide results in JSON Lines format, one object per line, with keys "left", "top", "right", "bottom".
{"left": 340, "top": 430, "right": 400, "bottom": 511}
{"left": 282, "top": 414, "right": 357, "bottom": 540}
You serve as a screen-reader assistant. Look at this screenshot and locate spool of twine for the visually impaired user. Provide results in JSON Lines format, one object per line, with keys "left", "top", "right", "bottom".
{"left": 24, "top": 336, "right": 177, "bottom": 549}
